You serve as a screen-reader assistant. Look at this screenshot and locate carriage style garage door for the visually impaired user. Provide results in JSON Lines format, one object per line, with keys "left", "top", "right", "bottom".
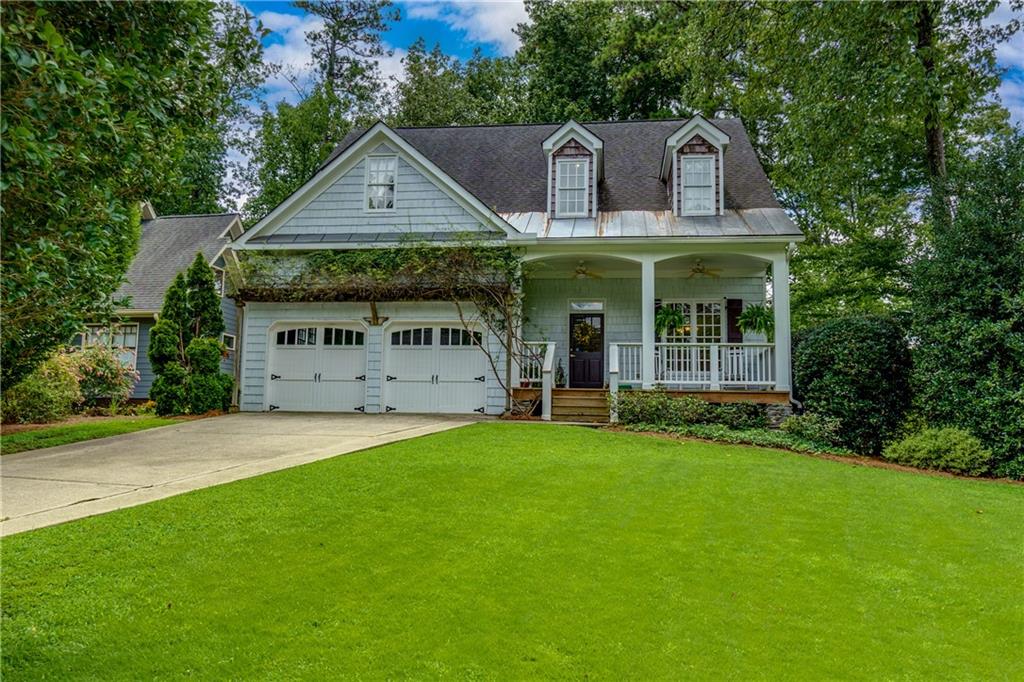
{"left": 268, "top": 324, "right": 367, "bottom": 412}
{"left": 384, "top": 324, "right": 487, "bottom": 414}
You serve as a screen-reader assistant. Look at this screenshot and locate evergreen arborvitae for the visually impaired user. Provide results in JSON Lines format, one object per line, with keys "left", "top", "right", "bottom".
{"left": 185, "top": 252, "right": 225, "bottom": 339}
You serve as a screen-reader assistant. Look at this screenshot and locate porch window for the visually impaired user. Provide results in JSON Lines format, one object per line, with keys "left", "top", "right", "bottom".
{"left": 556, "top": 159, "right": 588, "bottom": 217}
{"left": 366, "top": 156, "right": 397, "bottom": 211}
{"left": 682, "top": 157, "right": 714, "bottom": 215}
{"left": 660, "top": 301, "right": 721, "bottom": 343}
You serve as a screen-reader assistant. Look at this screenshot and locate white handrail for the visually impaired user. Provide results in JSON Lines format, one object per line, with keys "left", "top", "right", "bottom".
{"left": 608, "top": 342, "right": 620, "bottom": 423}
{"left": 619, "top": 342, "right": 775, "bottom": 389}
{"left": 519, "top": 341, "right": 546, "bottom": 384}
{"left": 541, "top": 342, "right": 556, "bottom": 421}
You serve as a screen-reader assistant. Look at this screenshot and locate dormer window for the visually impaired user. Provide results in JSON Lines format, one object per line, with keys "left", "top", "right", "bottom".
{"left": 365, "top": 156, "right": 397, "bottom": 211}
{"left": 557, "top": 159, "right": 588, "bottom": 217}
{"left": 681, "top": 156, "right": 715, "bottom": 215}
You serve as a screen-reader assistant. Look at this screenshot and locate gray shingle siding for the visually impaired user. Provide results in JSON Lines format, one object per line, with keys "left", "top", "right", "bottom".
{"left": 276, "top": 156, "right": 492, "bottom": 236}
{"left": 131, "top": 319, "right": 155, "bottom": 400}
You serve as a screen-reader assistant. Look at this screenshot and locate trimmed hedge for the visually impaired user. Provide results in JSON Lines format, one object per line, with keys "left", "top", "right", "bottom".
{"left": 883, "top": 428, "right": 993, "bottom": 476}
{"left": 793, "top": 316, "right": 911, "bottom": 455}
{"left": 612, "top": 388, "right": 767, "bottom": 430}
{"left": 624, "top": 423, "right": 855, "bottom": 457}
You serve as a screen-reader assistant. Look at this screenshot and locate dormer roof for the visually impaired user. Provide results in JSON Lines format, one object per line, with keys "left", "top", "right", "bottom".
{"left": 660, "top": 115, "right": 731, "bottom": 179}
{"left": 542, "top": 120, "right": 604, "bottom": 180}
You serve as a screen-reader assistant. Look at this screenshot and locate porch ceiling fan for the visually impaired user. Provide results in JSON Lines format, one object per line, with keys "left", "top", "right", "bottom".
{"left": 573, "top": 260, "right": 603, "bottom": 279}
{"left": 686, "top": 258, "right": 722, "bottom": 279}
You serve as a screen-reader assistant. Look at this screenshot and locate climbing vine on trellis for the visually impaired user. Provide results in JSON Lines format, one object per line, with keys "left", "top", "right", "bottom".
{"left": 229, "top": 239, "right": 541, "bottom": 413}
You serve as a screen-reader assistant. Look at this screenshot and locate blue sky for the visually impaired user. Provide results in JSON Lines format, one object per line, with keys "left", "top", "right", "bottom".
{"left": 239, "top": 0, "right": 1023, "bottom": 123}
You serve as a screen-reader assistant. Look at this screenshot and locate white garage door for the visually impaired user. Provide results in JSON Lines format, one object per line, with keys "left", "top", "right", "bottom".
{"left": 268, "top": 325, "right": 367, "bottom": 412}
{"left": 384, "top": 324, "right": 487, "bottom": 414}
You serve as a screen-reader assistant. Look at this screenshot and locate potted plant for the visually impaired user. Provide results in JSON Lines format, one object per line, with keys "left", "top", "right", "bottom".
{"left": 655, "top": 305, "right": 686, "bottom": 339}
{"left": 737, "top": 303, "right": 775, "bottom": 341}
{"left": 555, "top": 358, "right": 566, "bottom": 388}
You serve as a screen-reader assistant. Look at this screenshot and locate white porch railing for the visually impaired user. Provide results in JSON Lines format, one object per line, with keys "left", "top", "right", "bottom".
{"left": 520, "top": 341, "right": 556, "bottom": 421}
{"left": 615, "top": 343, "right": 775, "bottom": 390}
{"left": 519, "top": 341, "right": 547, "bottom": 384}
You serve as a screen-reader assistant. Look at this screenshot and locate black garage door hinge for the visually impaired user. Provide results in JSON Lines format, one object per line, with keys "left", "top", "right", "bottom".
{"left": 385, "top": 405, "right": 396, "bottom": 412}
{"left": 354, "top": 405, "right": 365, "bottom": 412}
{"left": 474, "top": 375, "right": 485, "bottom": 382}
{"left": 474, "top": 407, "right": 485, "bottom": 414}
{"left": 386, "top": 375, "right": 397, "bottom": 382}
{"left": 270, "top": 374, "right": 281, "bottom": 381}
{"left": 355, "top": 374, "right": 366, "bottom": 381}
{"left": 269, "top": 405, "right": 279, "bottom": 411}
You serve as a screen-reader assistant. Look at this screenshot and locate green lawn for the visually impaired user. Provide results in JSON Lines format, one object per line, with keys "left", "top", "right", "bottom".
{"left": 2, "top": 424, "right": 1021, "bottom": 679}
{"left": 0, "top": 416, "right": 181, "bottom": 455}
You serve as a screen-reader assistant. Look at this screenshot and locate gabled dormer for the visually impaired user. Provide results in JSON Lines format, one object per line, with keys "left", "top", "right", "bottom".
{"left": 543, "top": 121, "right": 603, "bottom": 219}
{"left": 661, "top": 116, "right": 730, "bottom": 217}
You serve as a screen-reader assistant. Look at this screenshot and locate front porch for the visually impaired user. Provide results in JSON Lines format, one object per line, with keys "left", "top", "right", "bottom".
{"left": 515, "top": 248, "right": 793, "bottom": 421}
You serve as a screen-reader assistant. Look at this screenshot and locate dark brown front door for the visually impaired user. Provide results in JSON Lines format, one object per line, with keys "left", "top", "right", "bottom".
{"left": 569, "top": 313, "right": 604, "bottom": 388}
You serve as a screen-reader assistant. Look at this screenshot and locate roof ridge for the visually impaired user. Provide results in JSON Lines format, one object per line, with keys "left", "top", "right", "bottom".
{"left": 392, "top": 117, "right": 740, "bottom": 132}
{"left": 147, "top": 212, "right": 240, "bottom": 219}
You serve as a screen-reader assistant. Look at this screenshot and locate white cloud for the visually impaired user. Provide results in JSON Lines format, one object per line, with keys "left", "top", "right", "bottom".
{"left": 985, "top": 1, "right": 1024, "bottom": 124}
{"left": 403, "top": 1, "right": 527, "bottom": 56}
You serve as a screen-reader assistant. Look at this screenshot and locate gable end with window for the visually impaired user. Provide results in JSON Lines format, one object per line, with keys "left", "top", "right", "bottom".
{"left": 543, "top": 121, "right": 603, "bottom": 219}
{"left": 661, "top": 116, "right": 731, "bottom": 217}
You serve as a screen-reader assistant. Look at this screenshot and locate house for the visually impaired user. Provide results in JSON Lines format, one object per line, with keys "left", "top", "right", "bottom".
{"left": 75, "top": 203, "right": 244, "bottom": 401}
{"left": 231, "top": 117, "right": 804, "bottom": 421}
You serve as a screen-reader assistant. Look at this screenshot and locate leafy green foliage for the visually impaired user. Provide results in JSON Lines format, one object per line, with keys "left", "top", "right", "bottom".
{"left": 72, "top": 346, "right": 138, "bottom": 407}
{"left": 624, "top": 423, "right": 854, "bottom": 457}
{"left": 793, "top": 316, "right": 912, "bottom": 454}
{"left": 779, "top": 412, "right": 844, "bottom": 448}
{"left": 0, "top": 354, "right": 82, "bottom": 424}
{"left": 0, "top": 417, "right": 180, "bottom": 455}
{"left": 883, "top": 428, "right": 993, "bottom": 477}
{"left": 391, "top": 39, "right": 527, "bottom": 127}
{"left": 150, "top": 362, "right": 189, "bottom": 417}
{"left": 0, "top": 2, "right": 263, "bottom": 386}
{"left": 611, "top": 388, "right": 767, "bottom": 430}
{"left": 736, "top": 304, "right": 775, "bottom": 342}
{"left": 148, "top": 256, "right": 228, "bottom": 415}
{"left": 911, "top": 134, "right": 1024, "bottom": 476}
{"left": 654, "top": 305, "right": 686, "bottom": 339}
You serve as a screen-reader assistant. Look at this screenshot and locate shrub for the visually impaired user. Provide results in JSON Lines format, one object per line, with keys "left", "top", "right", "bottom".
{"left": 883, "top": 428, "right": 993, "bottom": 476}
{"left": 611, "top": 388, "right": 766, "bottom": 429}
{"left": 151, "top": 362, "right": 188, "bottom": 416}
{"left": 72, "top": 345, "right": 138, "bottom": 406}
{"left": 1, "top": 353, "right": 82, "bottom": 423}
{"left": 187, "top": 372, "right": 233, "bottom": 414}
{"left": 780, "top": 412, "right": 843, "bottom": 447}
{"left": 624, "top": 423, "right": 854, "bottom": 457}
{"left": 185, "top": 337, "right": 223, "bottom": 374}
{"left": 793, "top": 315, "right": 911, "bottom": 454}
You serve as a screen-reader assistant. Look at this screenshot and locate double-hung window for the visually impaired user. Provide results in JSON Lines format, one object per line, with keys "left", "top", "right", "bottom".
{"left": 366, "top": 156, "right": 397, "bottom": 211}
{"left": 682, "top": 156, "right": 715, "bottom": 215}
{"left": 77, "top": 323, "right": 139, "bottom": 369}
{"left": 556, "top": 159, "right": 588, "bottom": 217}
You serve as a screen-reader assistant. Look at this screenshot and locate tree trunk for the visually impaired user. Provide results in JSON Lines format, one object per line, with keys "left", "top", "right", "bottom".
{"left": 916, "top": 1, "right": 947, "bottom": 184}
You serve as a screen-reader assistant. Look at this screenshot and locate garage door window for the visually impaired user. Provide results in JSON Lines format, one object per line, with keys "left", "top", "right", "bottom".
{"left": 391, "top": 327, "right": 433, "bottom": 346}
{"left": 276, "top": 327, "right": 317, "bottom": 346}
{"left": 440, "top": 327, "right": 482, "bottom": 347}
{"left": 324, "top": 328, "right": 364, "bottom": 346}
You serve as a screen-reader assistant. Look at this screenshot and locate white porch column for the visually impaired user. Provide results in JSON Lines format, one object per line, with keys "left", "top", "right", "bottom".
{"left": 641, "top": 258, "right": 656, "bottom": 388}
{"left": 772, "top": 250, "right": 792, "bottom": 392}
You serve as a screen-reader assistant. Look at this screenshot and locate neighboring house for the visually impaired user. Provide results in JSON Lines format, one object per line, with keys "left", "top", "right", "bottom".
{"left": 75, "top": 203, "right": 244, "bottom": 400}
{"left": 231, "top": 116, "right": 804, "bottom": 420}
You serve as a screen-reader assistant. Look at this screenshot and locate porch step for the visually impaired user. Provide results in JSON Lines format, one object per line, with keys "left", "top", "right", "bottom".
{"left": 552, "top": 397, "right": 611, "bottom": 408}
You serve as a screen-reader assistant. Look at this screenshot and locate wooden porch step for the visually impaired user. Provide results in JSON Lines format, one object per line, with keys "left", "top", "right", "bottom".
{"left": 552, "top": 406, "right": 610, "bottom": 418}
{"left": 552, "top": 414, "right": 608, "bottom": 424}
{"left": 553, "top": 388, "right": 610, "bottom": 397}
{"left": 552, "top": 397, "right": 610, "bottom": 408}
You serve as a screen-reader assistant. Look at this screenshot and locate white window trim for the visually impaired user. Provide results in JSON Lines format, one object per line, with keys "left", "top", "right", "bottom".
{"left": 212, "top": 266, "right": 226, "bottom": 298}
{"left": 222, "top": 333, "right": 236, "bottom": 351}
{"left": 79, "top": 323, "right": 139, "bottom": 370}
{"left": 555, "top": 157, "right": 590, "bottom": 218}
{"left": 679, "top": 154, "right": 717, "bottom": 217}
{"left": 659, "top": 299, "right": 724, "bottom": 344}
{"left": 364, "top": 154, "right": 398, "bottom": 213}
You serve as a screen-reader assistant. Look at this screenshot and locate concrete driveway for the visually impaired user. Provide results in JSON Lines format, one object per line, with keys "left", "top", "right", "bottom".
{"left": 1, "top": 413, "right": 472, "bottom": 536}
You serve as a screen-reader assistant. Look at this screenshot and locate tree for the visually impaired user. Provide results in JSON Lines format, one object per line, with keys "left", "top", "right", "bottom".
{"left": 149, "top": 254, "right": 232, "bottom": 415}
{"left": 910, "top": 133, "right": 1024, "bottom": 477}
{"left": 390, "top": 40, "right": 527, "bottom": 127}
{"left": 0, "top": 1, "right": 265, "bottom": 388}
{"left": 237, "top": 1, "right": 397, "bottom": 223}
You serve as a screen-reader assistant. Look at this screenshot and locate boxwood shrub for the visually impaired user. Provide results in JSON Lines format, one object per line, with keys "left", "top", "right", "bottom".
{"left": 611, "top": 388, "right": 767, "bottom": 430}
{"left": 883, "top": 428, "right": 993, "bottom": 476}
{"left": 793, "top": 316, "right": 911, "bottom": 455}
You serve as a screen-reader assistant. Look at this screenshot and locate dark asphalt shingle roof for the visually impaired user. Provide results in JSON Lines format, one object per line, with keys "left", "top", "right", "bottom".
{"left": 325, "top": 118, "right": 780, "bottom": 213}
{"left": 116, "top": 213, "right": 237, "bottom": 311}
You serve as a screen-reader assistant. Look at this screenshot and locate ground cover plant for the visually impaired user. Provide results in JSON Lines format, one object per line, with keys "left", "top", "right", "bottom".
{"left": 0, "top": 416, "right": 181, "bottom": 455}
{"left": 2, "top": 423, "right": 1021, "bottom": 679}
